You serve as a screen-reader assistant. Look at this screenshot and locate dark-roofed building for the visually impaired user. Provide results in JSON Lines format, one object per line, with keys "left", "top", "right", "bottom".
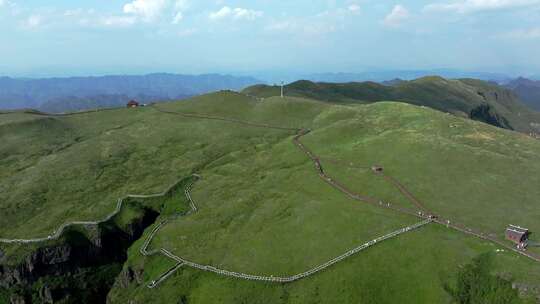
{"left": 505, "top": 225, "right": 530, "bottom": 249}
{"left": 371, "top": 166, "right": 384, "bottom": 174}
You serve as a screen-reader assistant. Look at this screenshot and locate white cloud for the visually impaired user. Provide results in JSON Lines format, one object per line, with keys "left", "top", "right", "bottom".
{"left": 16, "top": 2, "right": 180, "bottom": 30}
{"left": 0, "top": 0, "right": 15, "bottom": 10}
{"left": 101, "top": 15, "right": 137, "bottom": 27}
{"left": 23, "top": 14, "right": 43, "bottom": 29}
{"left": 233, "top": 8, "right": 263, "bottom": 20}
{"left": 265, "top": 7, "right": 357, "bottom": 37}
{"left": 209, "top": 6, "right": 263, "bottom": 21}
{"left": 348, "top": 4, "right": 361, "bottom": 13}
{"left": 177, "top": 28, "right": 196, "bottom": 37}
{"left": 175, "top": 0, "right": 188, "bottom": 11}
{"left": 123, "top": 0, "right": 168, "bottom": 22}
{"left": 64, "top": 9, "right": 82, "bottom": 17}
{"left": 63, "top": 8, "right": 96, "bottom": 18}
{"left": 383, "top": 5, "right": 410, "bottom": 27}
{"left": 424, "top": 0, "right": 540, "bottom": 13}
{"left": 209, "top": 6, "right": 231, "bottom": 19}
{"left": 209, "top": 7, "right": 228, "bottom": 19}
{"left": 172, "top": 11, "right": 183, "bottom": 24}
{"left": 120, "top": 0, "right": 188, "bottom": 24}
{"left": 171, "top": 0, "right": 189, "bottom": 24}
{"left": 57, "top": 8, "right": 135, "bottom": 28}
{"left": 266, "top": 17, "right": 337, "bottom": 36}
{"left": 498, "top": 27, "right": 540, "bottom": 39}
{"left": 0, "top": 0, "right": 11, "bottom": 7}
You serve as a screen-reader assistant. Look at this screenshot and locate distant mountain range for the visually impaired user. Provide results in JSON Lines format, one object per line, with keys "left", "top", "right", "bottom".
{"left": 2, "top": 71, "right": 539, "bottom": 119}
{"left": 251, "top": 69, "right": 515, "bottom": 84}
{"left": 243, "top": 76, "right": 540, "bottom": 134}
{"left": 38, "top": 94, "right": 195, "bottom": 114}
{"left": 0, "top": 73, "right": 260, "bottom": 112}
{"left": 504, "top": 77, "right": 540, "bottom": 111}
{"left": 381, "top": 78, "right": 406, "bottom": 86}
{"left": 303, "top": 70, "right": 511, "bottom": 83}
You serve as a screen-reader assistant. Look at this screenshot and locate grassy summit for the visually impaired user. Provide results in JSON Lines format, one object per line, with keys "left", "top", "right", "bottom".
{"left": 1, "top": 91, "right": 540, "bottom": 303}
{"left": 243, "top": 77, "right": 540, "bottom": 134}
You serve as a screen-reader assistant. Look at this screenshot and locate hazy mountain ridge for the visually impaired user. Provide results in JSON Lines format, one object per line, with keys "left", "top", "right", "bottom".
{"left": 38, "top": 94, "right": 193, "bottom": 113}
{"left": 301, "top": 69, "right": 510, "bottom": 83}
{"left": 245, "top": 69, "right": 514, "bottom": 85}
{"left": 381, "top": 78, "right": 406, "bottom": 86}
{"left": 0, "top": 73, "right": 260, "bottom": 112}
{"left": 504, "top": 77, "right": 540, "bottom": 111}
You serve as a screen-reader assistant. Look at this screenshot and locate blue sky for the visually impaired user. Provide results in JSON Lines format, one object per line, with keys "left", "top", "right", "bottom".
{"left": 1, "top": 0, "right": 540, "bottom": 77}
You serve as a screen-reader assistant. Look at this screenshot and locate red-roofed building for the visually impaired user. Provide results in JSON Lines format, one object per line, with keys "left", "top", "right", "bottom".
{"left": 127, "top": 100, "right": 139, "bottom": 108}
{"left": 506, "top": 225, "right": 530, "bottom": 250}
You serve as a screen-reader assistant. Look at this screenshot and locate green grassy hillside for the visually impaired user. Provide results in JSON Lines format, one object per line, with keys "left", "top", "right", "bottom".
{"left": 2, "top": 92, "right": 540, "bottom": 303}
{"left": 243, "top": 77, "right": 540, "bottom": 134}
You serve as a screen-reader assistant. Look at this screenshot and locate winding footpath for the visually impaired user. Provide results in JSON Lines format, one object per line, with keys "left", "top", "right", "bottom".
{"left": 140, "top": 176, "right": 432, "bottom": 287}
{"left": 1, "top": 103, "right": 539, "bottom": 290}
{"left": 0, "top": 178, "right": 187, "bottom": 244}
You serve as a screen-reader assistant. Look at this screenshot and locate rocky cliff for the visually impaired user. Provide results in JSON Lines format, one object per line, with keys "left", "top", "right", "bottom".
{"left": 0, "top": 208, "right": 158, "bottom": 304}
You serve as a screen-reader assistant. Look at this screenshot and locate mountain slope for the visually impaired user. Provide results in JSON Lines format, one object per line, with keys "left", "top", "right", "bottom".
{"left": 2, "top": 93, "right": 540, "bottom": 303}
{"left": 505, "top": 77, "right": 540, "bottom": 111}
{"left": 243, "top": 77, "right": 540, "bottom": 134}
{"left": 0, "top": 73, "right": 260, "bottom": 112}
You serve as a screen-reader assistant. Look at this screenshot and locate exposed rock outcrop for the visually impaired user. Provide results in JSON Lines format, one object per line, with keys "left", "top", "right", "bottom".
{"left": 470, "top": 104, "right": 513, "bottom": 130}
{"left": 116, "top": 265, "right": 145, "bottom": 289}
{"left": 0, "top": 207, "right": 159, "bottom": 303}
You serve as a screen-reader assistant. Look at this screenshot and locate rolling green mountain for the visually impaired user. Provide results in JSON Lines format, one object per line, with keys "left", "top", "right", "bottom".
{"left": 1, "top": 92, "right": 540, "bottom": 303}
{"left": 243, "top": 76, "right": 540, "bottom": 134}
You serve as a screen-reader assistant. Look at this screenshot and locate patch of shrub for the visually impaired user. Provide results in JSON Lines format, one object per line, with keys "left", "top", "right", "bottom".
{"left": 445, "top": 253, "right": 522, "bottom": 304}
